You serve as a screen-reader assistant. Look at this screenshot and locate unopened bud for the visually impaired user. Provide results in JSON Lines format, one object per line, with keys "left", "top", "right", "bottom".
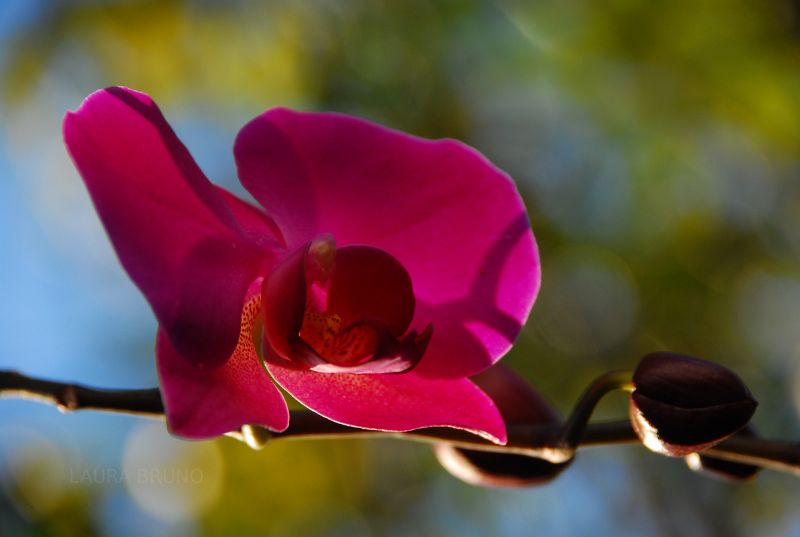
{"left": 629, "top": 352, "right": 757, "bottom": 457}
{"left": 434, "top": 444, "right": 570, "bottom": 488}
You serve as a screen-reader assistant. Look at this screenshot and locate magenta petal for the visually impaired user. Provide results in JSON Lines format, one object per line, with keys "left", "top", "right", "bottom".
{"left": 262, "top": 245, "right": 307, "bottom": 361}
{"left": 158, "top": 332, "right": 289, "bottom": 438}
{"left": 216, "top": 187, "right": 286, "bottom": 249}
{"left": 267, "top": 360, "right": 507, "bottom": 444}
{"left": 156, "top": 284, "right": 289, "bottom": 438}
{"left": 235, "top": 109, "right": 540, "bottom": 378}
{"left": 64, "top": 87, "right": 277, "bottom": 368}
{"left": 168, "top": 238, "right": 267, "bottom": 367}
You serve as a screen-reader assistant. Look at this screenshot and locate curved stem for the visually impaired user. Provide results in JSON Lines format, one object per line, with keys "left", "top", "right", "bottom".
{"left": 555, "top": 370, "right": 634, "bottom": 459}
{"left": 1, "top": 370, "right": 798, "bottom": 477}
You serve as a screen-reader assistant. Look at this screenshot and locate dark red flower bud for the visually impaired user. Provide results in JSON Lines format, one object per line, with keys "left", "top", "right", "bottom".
{"left": 629, "top": 352, "right": 757, "bottom": 457}
{"left": 433, "top": 364, "right": 569, "bottom": 487}
{"left": 434, "top": 444, "right": 571, "bottom": 488}
{"left": 684, "top": 427, "right": 761, "bottom": 481}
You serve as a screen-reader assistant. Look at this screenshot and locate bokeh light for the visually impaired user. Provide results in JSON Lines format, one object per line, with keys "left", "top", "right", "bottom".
{"left": 122, "top": 423, "right": 224, "bottom": 523}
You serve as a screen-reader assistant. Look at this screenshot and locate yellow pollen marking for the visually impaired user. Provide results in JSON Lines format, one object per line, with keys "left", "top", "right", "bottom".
{"left": 235, "top": 294, "right": 262, "bottom": 358}
{"left": 299, "top": 308, "right": 342, "bottom": 354}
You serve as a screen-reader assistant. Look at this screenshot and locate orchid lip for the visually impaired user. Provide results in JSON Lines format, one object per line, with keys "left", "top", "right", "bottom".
{"left": 262, "top": 233, "right": 433, "bottom": 374}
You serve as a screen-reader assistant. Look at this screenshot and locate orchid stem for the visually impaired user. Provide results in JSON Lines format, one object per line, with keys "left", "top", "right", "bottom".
{"left": 0, "top": 370, "right": 163, "bottom": 416}
{"left": 1, "top": 369, "right": 798, "bottom": 477}
{"left": 553, "top": 370, "right": 634, "bottom": 461}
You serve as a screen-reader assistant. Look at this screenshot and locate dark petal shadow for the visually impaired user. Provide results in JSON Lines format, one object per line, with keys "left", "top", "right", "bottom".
{"left": 166, "top": 238, "right": 265, "bottom": 369}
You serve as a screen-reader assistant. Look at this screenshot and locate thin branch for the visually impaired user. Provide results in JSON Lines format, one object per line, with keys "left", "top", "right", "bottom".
{"left": 0, "top": 371, "right": 163, "bottom": 416}
{"left": 1, "top": 370, "right": 798, "bottom": 477}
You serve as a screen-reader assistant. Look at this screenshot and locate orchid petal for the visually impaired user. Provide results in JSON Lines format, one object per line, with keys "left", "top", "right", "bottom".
{"left": 64, "top": 86, "right": 280, "bottom": 368}
{"left": 235, "top": 109, "right": 539, "bottom": 378}
{"left": 262, "top": 245, "right": 307, "bottom": 361}
{"left": 157, "top": 283, "right": 289, "bottom": 438}
{"left": 216, "top": 186, "right": 285, "bottom": 248}
{"left": 267, "top": 360, "right": 507, "bottom": 444}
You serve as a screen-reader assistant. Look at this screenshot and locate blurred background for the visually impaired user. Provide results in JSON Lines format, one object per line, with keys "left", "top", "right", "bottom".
{"left": 1, "top": 0, "right": 800, "bottom": 535}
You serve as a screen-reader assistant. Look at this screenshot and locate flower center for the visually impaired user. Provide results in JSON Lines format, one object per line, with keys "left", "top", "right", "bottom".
{"left": 299, "top": 308, "right": 379, "bottom": 366}
{"left": 261, "top": 234, "right": 433, "bottom": 374}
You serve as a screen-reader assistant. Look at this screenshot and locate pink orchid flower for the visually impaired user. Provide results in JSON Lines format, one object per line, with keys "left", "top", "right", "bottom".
{"left": 63, "top": 86, "right": 540, "bottom": 444}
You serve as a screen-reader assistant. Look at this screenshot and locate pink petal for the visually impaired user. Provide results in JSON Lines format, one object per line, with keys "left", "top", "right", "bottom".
{"left": 262, "top": 244, "right": 307, "bottom": 361}
{"left": 267, "top": 360, "right": 507, "bottom": 444}
{"left": 168, "top": 238, "right": 271, "bottom": 367}
{"left": 64, "top": 87, "right": 280, "bottom": 368}
{"left": 216, "top": 187, "right": 286, "bottom": 249}
{"left": 235, "top": 109, "right": 539, "bottom": 378}
{"left": 157, "top": 283, "right": 289, "bottom": 438}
